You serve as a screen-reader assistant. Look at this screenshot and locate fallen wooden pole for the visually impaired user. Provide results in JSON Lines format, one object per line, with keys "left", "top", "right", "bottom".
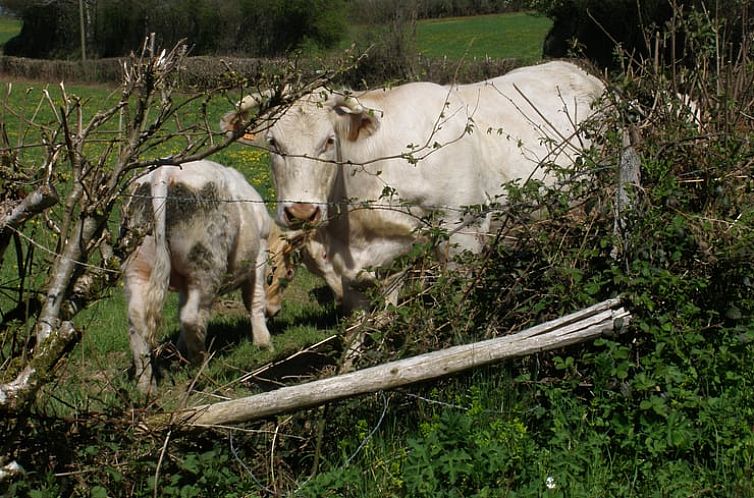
{"left": 155, "top": 298, "right": 630, "bottom": 428}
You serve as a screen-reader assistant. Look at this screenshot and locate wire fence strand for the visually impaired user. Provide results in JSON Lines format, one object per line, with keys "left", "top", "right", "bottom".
{"left": 3, "top": 160, "right": 616, "bottom": 283}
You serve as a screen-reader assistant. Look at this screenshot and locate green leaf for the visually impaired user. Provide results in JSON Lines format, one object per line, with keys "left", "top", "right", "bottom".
{"left": 90, "top": 487, "right": 109, "bottom": 498}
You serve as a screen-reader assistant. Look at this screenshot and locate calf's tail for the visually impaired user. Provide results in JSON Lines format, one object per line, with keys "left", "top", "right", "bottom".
{"left": 144, "top": 168, "right": 172, "bottom": 338}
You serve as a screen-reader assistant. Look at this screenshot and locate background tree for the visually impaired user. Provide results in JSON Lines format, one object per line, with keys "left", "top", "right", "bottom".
{"left": 1, "top": 0, "right": 348, "bottom": 59}
{"left": 534, "top": 0, "right": 752, "bottom": 70}
{"left": 2, "top": 0, "right": 81, "bottom": 58}
{"left": 346, "top": 0, "right": 420, "bottom": 83}
{"left": 417, "top": 0, "right": 528, "bottom": 18}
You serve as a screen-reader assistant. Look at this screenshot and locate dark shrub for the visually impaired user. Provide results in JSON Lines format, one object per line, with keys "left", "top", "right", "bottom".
{"left": 537, "top": 0, "right": 751, "bottom": 70}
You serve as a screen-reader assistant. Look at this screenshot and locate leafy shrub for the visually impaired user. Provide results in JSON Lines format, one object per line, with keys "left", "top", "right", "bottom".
{"left": 297, "top": 5, "right": 754, "bottom": 496}
{"left": 401, "top": 400, "right": 537, "bottom": 496}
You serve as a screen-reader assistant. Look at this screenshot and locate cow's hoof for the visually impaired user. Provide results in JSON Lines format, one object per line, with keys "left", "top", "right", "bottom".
{"left": 136, "top": 376, "right": 157, "bottom": 396}
{"left": 254, "top": 339, "right": 274, "bottom": 351}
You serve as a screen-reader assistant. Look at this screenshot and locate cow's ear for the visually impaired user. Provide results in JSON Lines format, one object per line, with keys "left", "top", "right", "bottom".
{"left": 220, "top": 95, "right": 263, "bottom": 145}
{"left": 329, "top": 95, "right": 381, "bottom": 142}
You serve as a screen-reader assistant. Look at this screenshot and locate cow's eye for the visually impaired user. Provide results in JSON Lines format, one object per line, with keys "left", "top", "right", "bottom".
{"left": 323, "top": 136, "right": 336, "bottom": 151}
{"left": 267, "top": 137, "right": 278, "bottom": 152}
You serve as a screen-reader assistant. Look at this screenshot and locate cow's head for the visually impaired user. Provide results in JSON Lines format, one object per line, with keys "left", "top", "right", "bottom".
{"left": 221, "top": 89, "right": 381, "bottom": 229}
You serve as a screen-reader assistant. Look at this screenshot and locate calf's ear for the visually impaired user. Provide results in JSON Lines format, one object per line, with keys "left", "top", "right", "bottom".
{"left": 220, "top": 94, "right": 263, "bottom": 145}
{"left": 329, "top": 94, "right": 381, "bottom": 142}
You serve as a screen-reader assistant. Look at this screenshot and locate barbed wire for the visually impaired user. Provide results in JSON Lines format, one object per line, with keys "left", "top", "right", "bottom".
{"left": 124, "top": 191, "right": 480, "bottom": 214}
{"left": 5, "top": 224, "right": 122, "bottom": 276}
{"left": 118, "top": 159, "right": 619, "bottom": 211}
{"left": 2, "top": 177, "right": 608, "bottom": 284}
{"left": 0, "top": 203, "right": 486, "bottom": 286}
{"left": 229, "top": 429, "right": 277, "bottom": 496}
{"left": 345, "top": 390, "right": 389, "bottom": 466}
{"left": 2, "top": 158, "right": 618, "bottom": 286}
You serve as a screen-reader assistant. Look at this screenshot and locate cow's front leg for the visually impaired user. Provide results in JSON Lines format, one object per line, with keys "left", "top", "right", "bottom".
{"left": 242, "top": 243, "right": 272, "bottom": 349}
{"left": 177, "top": 287, "right": 212, "bottom": 364}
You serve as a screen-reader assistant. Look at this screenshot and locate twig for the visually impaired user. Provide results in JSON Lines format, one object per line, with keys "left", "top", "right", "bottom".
{"left": 153, "top": 429, "right": 172, "bottom": 498}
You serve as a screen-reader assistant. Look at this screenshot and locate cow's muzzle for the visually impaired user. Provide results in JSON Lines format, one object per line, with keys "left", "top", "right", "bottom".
{"left": 283, "top": 203, "right": 322, "bottom": 227}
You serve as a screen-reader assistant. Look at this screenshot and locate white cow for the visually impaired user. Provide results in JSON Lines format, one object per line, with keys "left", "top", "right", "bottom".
{"left": 121, "top": 160, "right": 274, "bottom": 393}
{"left": 222, "top": 61, "right": 607, "bottom": 310}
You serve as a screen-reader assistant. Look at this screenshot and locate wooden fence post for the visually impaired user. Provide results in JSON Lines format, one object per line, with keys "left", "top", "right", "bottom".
{"left": 612, "top": 126, "right": 642, "bottom": 260}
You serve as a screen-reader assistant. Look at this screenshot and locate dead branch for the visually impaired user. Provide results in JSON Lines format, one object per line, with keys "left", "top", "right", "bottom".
{"left": 0, "top": 184, "right": 59, "bottom": 260}
{"left": 0, "top": 184, "right": 59, "bottom": 230}
{"left": 151, "top": 298, "right": 630, "bottom": 429}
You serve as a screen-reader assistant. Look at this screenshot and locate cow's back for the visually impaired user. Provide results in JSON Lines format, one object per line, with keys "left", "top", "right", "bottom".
{"left": 124, "top": 160, "right": 269, "bottom": 293}
{"left": 341, "top": 82, "right": 487, "bottom": 214}
{"left": 339, "top": 62, "right": 605, "bottom": 214}
{"left": 456, "top": 61, "right": 606, "bottom": 189}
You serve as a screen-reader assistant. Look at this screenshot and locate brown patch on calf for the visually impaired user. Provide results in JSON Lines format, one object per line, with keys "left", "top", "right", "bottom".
{"left": 187, "top": 243, "right": 215, "bottom": 273}
{"left": 165, "top": 182, "right": 221, "bottom": 237}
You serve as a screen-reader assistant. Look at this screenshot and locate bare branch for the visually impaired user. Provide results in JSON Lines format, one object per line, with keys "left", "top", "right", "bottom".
{"left": 0, "top": 184, "right": 59, "bottom": 231}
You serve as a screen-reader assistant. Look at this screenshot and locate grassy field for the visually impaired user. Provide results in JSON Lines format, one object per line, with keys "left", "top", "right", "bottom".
{"left": 416, "top": 12, "right": 550, "bottom": 61}
{"left": 0, "top": 12, "right": 548, "bottom": 62}
{"left": 0, "top": 15, "right": 19, "bottom": 47}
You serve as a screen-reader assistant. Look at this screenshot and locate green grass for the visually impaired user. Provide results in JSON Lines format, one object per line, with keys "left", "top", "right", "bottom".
{"left": 62, "top": 267, "right": 337, "bottom": 412}
{"left": 415, "top": 12, "right": 551, "bottom": 62}
{"left": 0, "top": 15, "right": 20, "bottom": 47}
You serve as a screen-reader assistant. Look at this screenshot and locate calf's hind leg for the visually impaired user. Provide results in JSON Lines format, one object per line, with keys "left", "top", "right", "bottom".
{"left": 124, "top": 269, "right": 158, "bottom": 394}
{"left": 176, "top": 286, "right": 214, "bottom": 364}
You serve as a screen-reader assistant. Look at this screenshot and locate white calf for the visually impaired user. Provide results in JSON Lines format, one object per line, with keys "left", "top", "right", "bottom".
{"left": 121, "top": 160, "right": 273, "bottom": 393}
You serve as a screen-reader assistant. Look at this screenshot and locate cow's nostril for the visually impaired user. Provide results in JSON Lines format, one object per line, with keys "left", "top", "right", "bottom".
{"left": 308, "top": 206, "right": 321, "bottom": 223}
{"left": 284, "top": 203, "right": 321, "bottom": 225}
{"left": 283, "top": 207, "right": 296, "bottom": 225}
